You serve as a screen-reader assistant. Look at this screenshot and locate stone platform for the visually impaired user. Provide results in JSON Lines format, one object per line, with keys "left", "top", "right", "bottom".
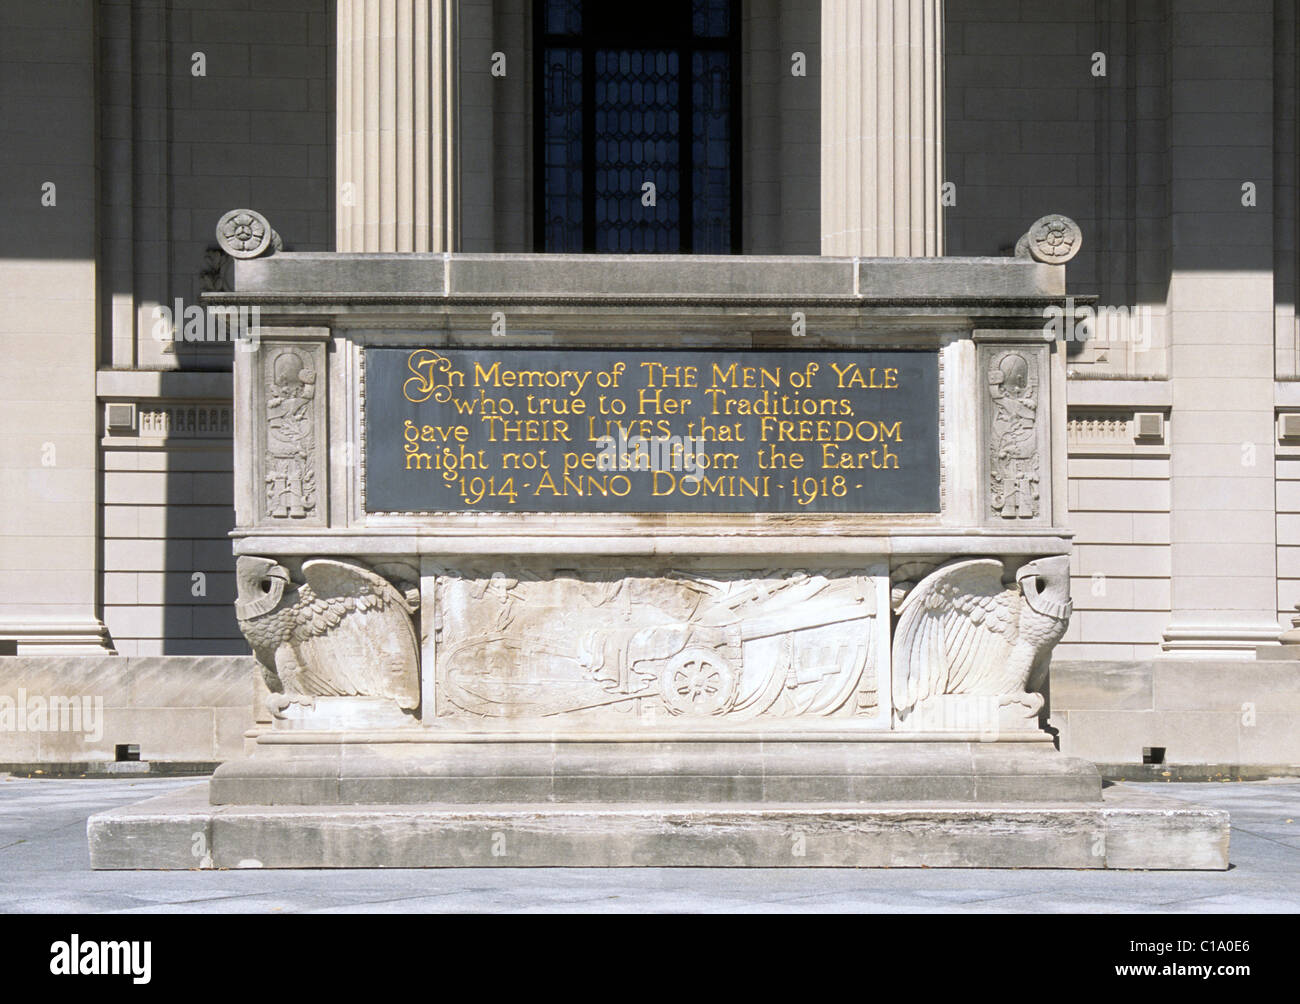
{"left": 207, "top": 738, "right": 1103, "bottom": 806}
{"left": 87, "top": 780, "right": 1228, "bottom": 870}
{"left": 87, "top": 740, "right": 1230, "bottom": 870}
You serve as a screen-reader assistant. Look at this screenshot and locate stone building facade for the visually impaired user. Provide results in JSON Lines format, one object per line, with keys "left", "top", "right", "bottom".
{"left": 2, "top": 0, "right": 1298, "bottom": 770}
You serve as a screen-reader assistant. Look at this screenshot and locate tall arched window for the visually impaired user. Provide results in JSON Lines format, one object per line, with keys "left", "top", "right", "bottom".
{"left": 534, "top": 0, "right": 741, "bottom": 253}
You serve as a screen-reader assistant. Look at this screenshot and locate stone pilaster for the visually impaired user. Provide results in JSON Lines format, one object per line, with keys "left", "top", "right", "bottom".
{"left": 336, "top": 0, "right": 458, "bottom": 252}
{"left": 820, "top": 0, "right": 943, "bottom": 257}
{"left": 1161, "top": 8, "right": 1280, "bottom": 655}
{"left": 0, "top": 0, "right": 109, "bottom": 653}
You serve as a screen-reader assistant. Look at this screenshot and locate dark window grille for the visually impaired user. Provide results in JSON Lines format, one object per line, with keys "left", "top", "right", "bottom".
{"left": 534, "top": 0, "right": 741, "bottom": 253}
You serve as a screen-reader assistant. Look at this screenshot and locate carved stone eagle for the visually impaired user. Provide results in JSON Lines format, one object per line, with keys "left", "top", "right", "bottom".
{"left": 891, "top": 556, "right": 1072, "bottom": 725}
{"left": 235, "top": 556, "right": 421, "bottom": 718}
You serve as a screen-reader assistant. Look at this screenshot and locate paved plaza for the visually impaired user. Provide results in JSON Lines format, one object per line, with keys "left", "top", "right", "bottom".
{"left": 2, "top": 775, "right": 1297, "bottom": 913}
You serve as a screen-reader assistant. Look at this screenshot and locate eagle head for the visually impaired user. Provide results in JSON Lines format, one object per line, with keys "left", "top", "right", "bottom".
{"left": 1015, "top": 555, "right": 1073, "bottom": 625}
{"left": 235, "top": 555, "right": 292, "bottom": 621}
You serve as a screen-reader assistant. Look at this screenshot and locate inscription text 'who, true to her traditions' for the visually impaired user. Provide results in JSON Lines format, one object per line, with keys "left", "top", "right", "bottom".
{"left": 364, "top": 347, "right": 940, "bottom": 513}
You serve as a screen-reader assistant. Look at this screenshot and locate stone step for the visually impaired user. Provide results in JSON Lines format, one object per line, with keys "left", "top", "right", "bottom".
{"left": 87, "top": 782, "right": 1229, "bottom": 870}
{"left": 208, "top": 740, "right": 1103, "bottom": 806}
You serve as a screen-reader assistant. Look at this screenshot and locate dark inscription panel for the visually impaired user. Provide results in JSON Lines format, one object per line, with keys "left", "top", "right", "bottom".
{"left": 364, "top": 347, "right": 940, "bottom": 513}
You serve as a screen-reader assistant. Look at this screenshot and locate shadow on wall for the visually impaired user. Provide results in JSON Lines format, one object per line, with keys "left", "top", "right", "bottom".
{"left": 92, "top": 1, "right": 336, "bottom": 655}
{"left": 944, "top": 0, "right": 1287, "bottom": 310}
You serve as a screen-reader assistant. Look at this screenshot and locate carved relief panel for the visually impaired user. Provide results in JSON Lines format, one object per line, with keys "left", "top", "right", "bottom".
{"left": 253, "top": 341, "right": 327, "bottom": 526}
{"left": 426, "top": 565, "right": 891, "bottom": 730}
{"left": 979, "top": 344, "right": 1051, "bottom": 525}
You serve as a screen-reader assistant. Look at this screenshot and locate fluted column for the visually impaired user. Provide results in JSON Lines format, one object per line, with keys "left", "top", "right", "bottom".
{"left": 821, "top": 0, "right": 943, "bottom": 257}
{"left": 337, "top": 0, "right": 458, "bottom": 252}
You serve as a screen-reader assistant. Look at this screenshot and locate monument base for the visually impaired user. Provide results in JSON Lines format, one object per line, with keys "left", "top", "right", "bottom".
{"left": 87, "top": 782, "right": 1228, "bottom": 870}
{"left": 87, "top": 740, "right": 1229, "bottom": 870}
{"left": 205, "top": 737, "right": 1099, "bottom": 806}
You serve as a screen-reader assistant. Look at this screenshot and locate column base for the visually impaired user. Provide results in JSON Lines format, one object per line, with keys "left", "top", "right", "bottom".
{"left": 1161, "top": 621, "right": 1282, "bottom": 657}
{"left": 0, "top": 618, "right": 113, "bottom": 655}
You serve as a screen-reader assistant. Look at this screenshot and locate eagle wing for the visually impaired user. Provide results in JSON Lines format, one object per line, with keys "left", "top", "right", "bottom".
{"left": 891, "top": 559, "right": 1018, "bottom": 720}
{"left": 291, "top": 559, "right": 422, "bottom": 710}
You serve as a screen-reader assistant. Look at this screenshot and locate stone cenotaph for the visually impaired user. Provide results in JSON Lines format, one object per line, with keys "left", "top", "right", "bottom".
{"left": 89, "top": 213, "right": 1228, "bottom": 869}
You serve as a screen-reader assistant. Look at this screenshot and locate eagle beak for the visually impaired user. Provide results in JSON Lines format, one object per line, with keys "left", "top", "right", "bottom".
{"left": 1016, "top": 556, "right": 1073, "bottom": 621}
{"left": 236, "top": 557, "right": 291, "bottom": 620}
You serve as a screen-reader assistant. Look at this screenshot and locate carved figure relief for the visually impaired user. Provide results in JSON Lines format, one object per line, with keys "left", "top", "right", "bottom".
{"left": 235, "top": 556, "right": 421, "bottom": 719}
{"left": 433, "top": 569, "right": 881, "bottom": 724}
{"left": 987, "top": 350, "right": 1040, "bottom": 519}
{"left": 264, "top": 349, "right": 318, "bottom": 519}
{"left": 200, "top": 248, "right": 231, "bottom": 292}
{"left": 891, "top": 556, "right": 1072, "bottom": 731}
